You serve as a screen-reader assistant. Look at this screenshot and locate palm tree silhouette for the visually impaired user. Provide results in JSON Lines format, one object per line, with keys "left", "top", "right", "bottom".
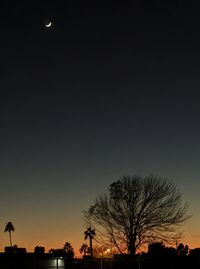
{"left": 84, "top": 227, "right": 96, "bottom": 256}
{"left": 63, "top": 242, "right": 73, "bottom": 252}
{"left": 4, "top": 222, "right": 15, "bottom": 247}
{"left": 63, "top": 242, "right": 74, "bottom": 259}
{"left": 79, "top": 243, "right": 89, "bottom": 256}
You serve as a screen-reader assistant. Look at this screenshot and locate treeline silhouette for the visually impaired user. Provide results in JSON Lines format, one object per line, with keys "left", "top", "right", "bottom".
{"left": 1, "top": 242, "right": 200, "bottom": 269}
{"left": 1, "top": 224, "right": 200, "bottom": 269}
{"left": 81, "top": 242, "right": 200, "bottom": 269}
{"left": 135, "top": 242, "right": 200, "bottom": 269}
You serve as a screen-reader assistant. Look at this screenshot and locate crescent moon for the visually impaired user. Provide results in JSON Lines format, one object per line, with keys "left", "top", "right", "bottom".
{"left": 45, "top": 21, "right": 52, "bottom": 28}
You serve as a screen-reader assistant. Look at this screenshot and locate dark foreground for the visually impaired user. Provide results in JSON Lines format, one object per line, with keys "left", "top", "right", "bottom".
{"left": 0, "top": 252, "right": 200, "bottom": 269}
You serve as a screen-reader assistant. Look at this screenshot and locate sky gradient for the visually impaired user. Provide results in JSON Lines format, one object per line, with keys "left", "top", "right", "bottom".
{"left": 0, "top": 1, "right": 200, "bottom": 254}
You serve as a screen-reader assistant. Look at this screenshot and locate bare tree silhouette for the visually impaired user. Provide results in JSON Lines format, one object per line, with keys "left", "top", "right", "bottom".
{"left": 85, "top": 175, "right": 189, "bottom": 255}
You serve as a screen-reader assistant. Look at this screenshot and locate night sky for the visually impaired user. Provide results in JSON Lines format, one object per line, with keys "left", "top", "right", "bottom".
{"left": 0, "top": 1, "right": 200, "bottom": 253}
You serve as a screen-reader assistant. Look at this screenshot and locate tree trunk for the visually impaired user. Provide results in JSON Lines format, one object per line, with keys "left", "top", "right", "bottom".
{"left": 9, "top": 231, "right": 12, "bottom": 247}
{"left": 128, "top": 236, "right": 136, "bottom": 256}
{"left": 90, "top": 237, "right": 93, "bottom": 256}
{"left": 129, "top": 246, "right": 136, "bottom": 256}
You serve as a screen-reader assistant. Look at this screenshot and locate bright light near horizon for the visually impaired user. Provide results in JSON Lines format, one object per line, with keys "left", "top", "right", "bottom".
{"left": 107, "top": 248, "right": 110, "bottom": 254}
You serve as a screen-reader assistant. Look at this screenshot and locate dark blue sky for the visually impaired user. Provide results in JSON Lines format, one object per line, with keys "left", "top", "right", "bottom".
{"left": 0, "top": 0, "right": 200, "bottom": 252}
